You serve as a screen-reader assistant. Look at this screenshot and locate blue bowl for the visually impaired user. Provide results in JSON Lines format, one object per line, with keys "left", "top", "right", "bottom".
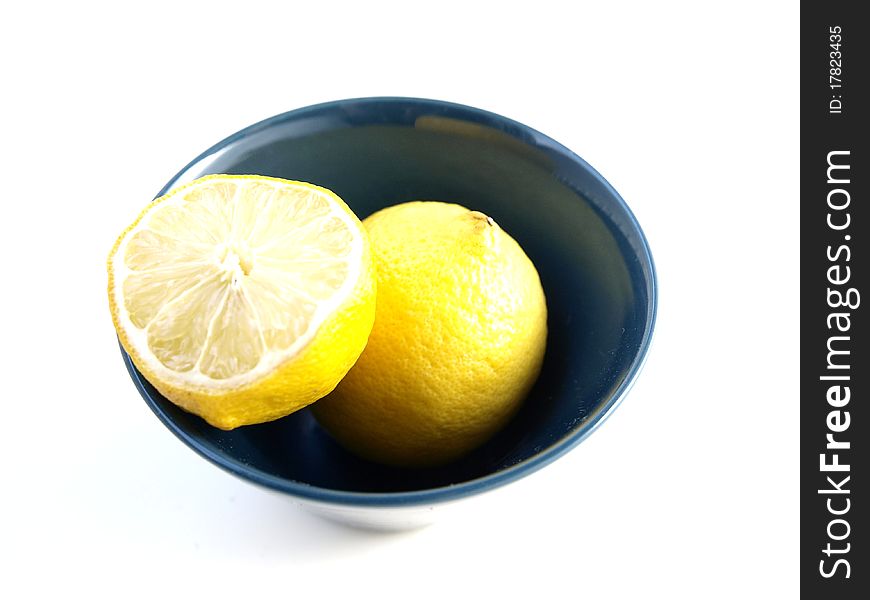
{"left": 122, "top": 97, "right": 657, "bottom": 529}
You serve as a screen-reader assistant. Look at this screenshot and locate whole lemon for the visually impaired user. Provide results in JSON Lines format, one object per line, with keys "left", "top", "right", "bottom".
{"left": 312, "top": 201, "right": 547, "bottom": 467}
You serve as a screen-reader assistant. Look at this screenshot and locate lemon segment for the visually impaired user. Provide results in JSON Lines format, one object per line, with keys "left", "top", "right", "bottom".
{"left": 108, "top": 174, "right": 376, "bottom": 429}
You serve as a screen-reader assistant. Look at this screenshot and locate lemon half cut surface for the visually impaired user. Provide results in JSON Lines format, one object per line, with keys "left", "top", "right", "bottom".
{"left": 108, "top": 174, "right": 376, "bottom": 430}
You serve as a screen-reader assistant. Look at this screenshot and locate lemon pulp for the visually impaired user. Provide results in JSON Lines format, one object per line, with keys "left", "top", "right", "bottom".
{"left": 108, "top": 174, "right": 376, "bottom": 429}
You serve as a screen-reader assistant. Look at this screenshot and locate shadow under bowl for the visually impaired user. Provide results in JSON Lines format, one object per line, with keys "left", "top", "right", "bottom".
{"left": 122, "top": 97, "right": 657, "bottom": 529}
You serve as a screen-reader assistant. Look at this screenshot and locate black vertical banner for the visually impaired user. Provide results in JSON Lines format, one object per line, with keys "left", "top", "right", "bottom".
{"left": 802, "top": 3, "right": 868, "bottom": 597}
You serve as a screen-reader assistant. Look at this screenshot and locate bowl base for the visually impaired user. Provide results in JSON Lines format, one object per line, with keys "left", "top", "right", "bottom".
{"left": 298, "top": 499, "right": 438, "bottom": 532}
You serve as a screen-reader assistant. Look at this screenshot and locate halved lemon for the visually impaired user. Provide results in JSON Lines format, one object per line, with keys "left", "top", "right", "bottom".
{"left": 108, "top": 174, "right": 376, "bottom": 429}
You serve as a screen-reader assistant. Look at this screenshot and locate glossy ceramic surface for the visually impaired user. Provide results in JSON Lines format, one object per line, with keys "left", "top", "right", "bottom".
{"left": 122, "top": 97, "right": 657, "bottom": 524}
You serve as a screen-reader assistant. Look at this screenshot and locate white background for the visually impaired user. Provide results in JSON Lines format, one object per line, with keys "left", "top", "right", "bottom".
{"left": 2, "top": 1, "right": 798, "bottom": 598}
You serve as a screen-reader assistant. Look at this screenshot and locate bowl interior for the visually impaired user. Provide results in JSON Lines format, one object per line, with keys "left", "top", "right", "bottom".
{"left": 129, "top": 98, "right": 655, "bottom": 501}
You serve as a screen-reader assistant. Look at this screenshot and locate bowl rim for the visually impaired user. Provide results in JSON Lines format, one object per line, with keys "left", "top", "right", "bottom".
{"left": 127, "top": 96, "right": 659, "bottom": 508}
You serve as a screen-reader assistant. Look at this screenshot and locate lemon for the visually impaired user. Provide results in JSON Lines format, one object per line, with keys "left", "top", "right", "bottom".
{"left": 312, "top": 201, "right": 547, "bottom": 467}
{"left": 108, "top": 174, "right": 376, "bottom": 430}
